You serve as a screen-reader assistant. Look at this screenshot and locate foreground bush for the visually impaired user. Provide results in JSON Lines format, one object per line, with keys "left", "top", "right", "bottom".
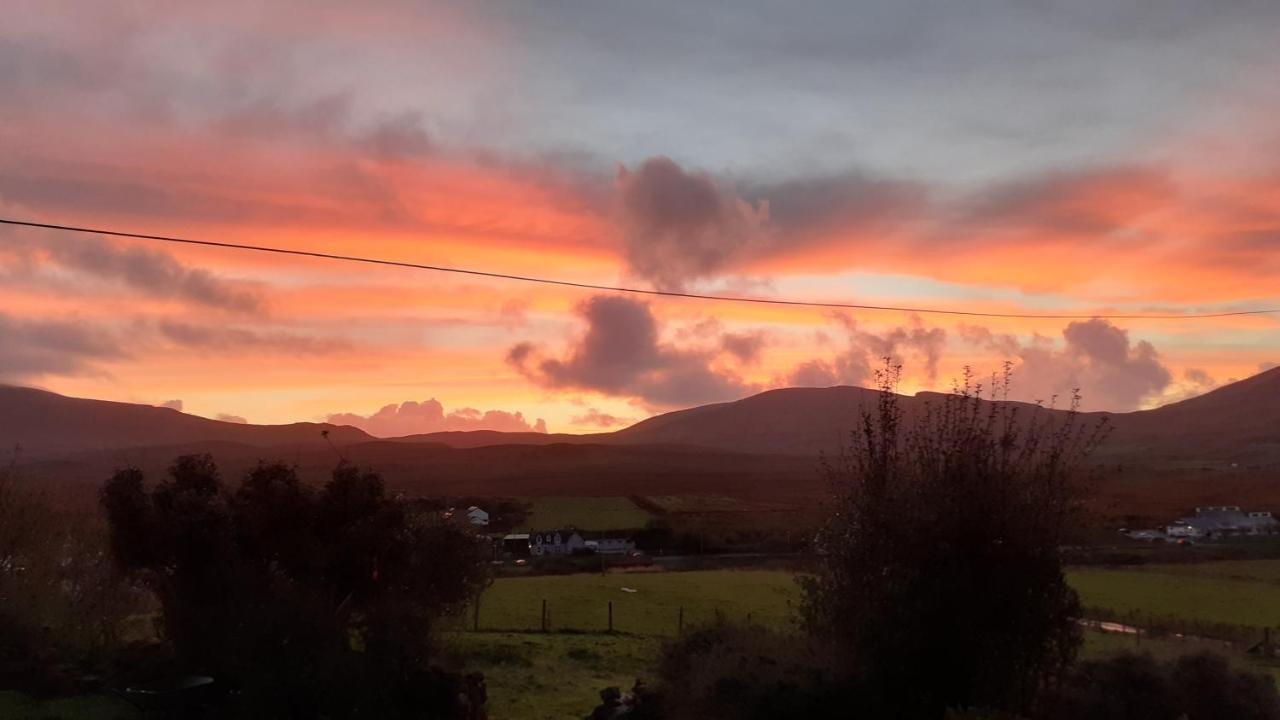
{"left": 1, "top": 466, "right": 138, "bottom": 694}
{"left": 1039, "top": 652, "right": 1280, "bottom": 720}
{"left": 101, "top": 455, "right": 491, "bottom": 719}
{"left": 801, "top": 365, "right": 1104, "bottom": 716}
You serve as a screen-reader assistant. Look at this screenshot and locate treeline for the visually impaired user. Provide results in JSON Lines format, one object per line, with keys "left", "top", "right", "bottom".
{"left": 3, "top": 455, "right": 493, "bottom": 719}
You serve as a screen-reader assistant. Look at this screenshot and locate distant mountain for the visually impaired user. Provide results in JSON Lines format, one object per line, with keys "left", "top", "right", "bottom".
{"left": 0, "top": 385, "right": 372, "bottom": 460}
{"left": 6, "top": 369, "right": 1280, "bottom": 520}
{"left": 611, "top": 368, "right": 1280, "bottom": 464}
{"left": 388, "top": 430, "right": 599, "bottom": 448}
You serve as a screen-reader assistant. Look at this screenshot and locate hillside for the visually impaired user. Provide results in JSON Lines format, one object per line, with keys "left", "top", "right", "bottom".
{"left": 0, "top": 385, "right": 372, "bottom": 460}
{"left": 6, "top": 369, "right": 1280, "bottom": 520}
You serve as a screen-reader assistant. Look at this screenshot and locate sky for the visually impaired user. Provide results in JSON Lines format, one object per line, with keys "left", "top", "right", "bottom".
{"left": 3, "top": 0, "right": 1280, "bottom": 435}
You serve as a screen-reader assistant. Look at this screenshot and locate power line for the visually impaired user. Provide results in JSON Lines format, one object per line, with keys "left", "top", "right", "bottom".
{"left": 2, "top": 216, "right": 1276, "bottom": 321}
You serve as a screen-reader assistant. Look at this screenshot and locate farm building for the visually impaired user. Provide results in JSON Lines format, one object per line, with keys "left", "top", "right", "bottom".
{"left": 1166, "top": 506, "right": 1278, "bottom": 538}
{"left": 530, "top": 529, "right": 586, "bottom": 556}
{"left": 466, "top": 506, "right": 490, "bottom": 526}
{"left": 502, "top": 533, "right": 531, "bottom": 558}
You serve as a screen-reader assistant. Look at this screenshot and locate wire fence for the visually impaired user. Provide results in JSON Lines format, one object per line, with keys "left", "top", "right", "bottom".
{"left": 446, "top": 598, "right": 776, "bottom": 638}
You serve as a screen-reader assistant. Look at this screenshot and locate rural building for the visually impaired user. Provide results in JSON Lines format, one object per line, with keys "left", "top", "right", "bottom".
{"left": 586, "top": 537, "right": 637, "bottom": 555}
{"left": 466, "top": 506, "right": 490, "bottom": 526}
{"left": 502, "top": 533, "right": 531, "bottom": 557}
{"left": 1166, "top": 506, "right": 1278, "bottom": 539}
{"left": 530, "top": 529, "right": 586, "bottom": 556}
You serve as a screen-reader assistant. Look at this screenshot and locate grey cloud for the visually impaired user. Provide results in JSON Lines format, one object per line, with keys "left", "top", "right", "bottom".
{"left": 960, "top": 318, "right": 1172, "bottom": 411}
{"left": 4, "top": 228, "right": 262, "bottom": 312}
{"left": 744, "top": 172, "right": 926, "bottom": 238}
{"left": 215, "top": 413, "right": 248, "bottom": 424}
{"left": 617, "top": 157, "right": 767, "bottom": 291}
{"left": 509, "top": 294, "right": 754, "bottom": 407}
{"left": 721, "top": 331, "right": 768, "bottom": 365}
{"left": 569, "top": 408, "right": 632, "bottom": 429}
{"left": 787, "top": 359, "right": 841, "bottom": 388}
{"left": 0, "top": 312, "right": 126, "bottom": 382}
{"left": 160, "top": 399, "right": 184, "bottom": 411}
{"left": 153, "top": 320, "right": 347, "bottom": 354}
{"left": 954, "top": 165, "right": 1175, "bottom": 236}
{"left": 787, "top": 315, "right": 947, "bottom": 388}
{"left": 327, "top": 399, "right": 547, "bottom": 438}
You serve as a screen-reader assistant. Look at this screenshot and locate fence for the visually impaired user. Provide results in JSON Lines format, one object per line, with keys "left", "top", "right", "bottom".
{"left": 452, "top": 597, "right": 770, "bottom": 637}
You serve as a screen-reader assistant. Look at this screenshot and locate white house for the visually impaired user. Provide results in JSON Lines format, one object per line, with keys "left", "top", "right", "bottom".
{"left": 1166, "top": 506, "right": 1278, "bottom": 539}
{"left": 586, "top": 538, "right": 636, "bottom": 555}
{"left": 530, "top": 529, "right": 586, "bottom": 556}
{"left": 466, "top": 506, "right": 490, "bottom": 527}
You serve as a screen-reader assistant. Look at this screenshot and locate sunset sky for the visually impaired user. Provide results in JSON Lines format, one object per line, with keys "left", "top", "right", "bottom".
{"left": 3, "top": 0, "right": 1279, "bottom": 434}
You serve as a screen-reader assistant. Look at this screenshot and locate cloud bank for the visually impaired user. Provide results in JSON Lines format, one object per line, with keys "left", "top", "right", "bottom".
{"left": 508, "top": 294, "right": 754, "bottom": 407}
{"left": 327, "top": 399, "right": 547, "bottom": 437}
{"left": 960, "top": 319, "right": 1173, "bottom": 411}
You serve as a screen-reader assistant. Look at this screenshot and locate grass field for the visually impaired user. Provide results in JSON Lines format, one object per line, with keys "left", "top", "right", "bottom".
{"left": 517, "top": 497, "right": 654, "bottom": 532}
{"left": 14, "top": 562, "right": 1280, "bottom": 719}
{"left": 473, "top": 569, "right": 799, "bottom": 635}
{"left": 454, "top": 570, "right": 798, "bottom": 719}
{"left": 1068, "top": 561, "right": 1280, "bottom": 628}
{"left": 0, "top": 692, "right": 138, "bottom": 720}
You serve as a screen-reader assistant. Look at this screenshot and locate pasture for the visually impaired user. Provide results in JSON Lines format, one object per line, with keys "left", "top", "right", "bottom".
{"left": 457, "top": 563, "right": 1280, "bottom": 718}
{"left": 517, "top": 496, "right": 654, "bottom": 532}
{"left": 1068, "top": 560, "right": 1280, "bottom": 628}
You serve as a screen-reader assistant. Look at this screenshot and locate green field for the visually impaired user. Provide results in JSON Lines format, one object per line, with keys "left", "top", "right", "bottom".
{"left": 454, "top": 570, "right": 797, "bottom": 719}
{"left": 473, "top": 569, "right": 799, "bottom": 634}
{"left": 0, "top": 692, "right": 138, "bottom": 720}
{"left": 458, "top": 564, "right": 1280, "bottom": 718}
{"left": 1068, "top": 561, "right": 1280, "bottom": 628}
{"left": 517, "top": 497, "right": 654, "bottom": 532}
{"left": 14, "top": 562, "right": 1280, "bottom": 719}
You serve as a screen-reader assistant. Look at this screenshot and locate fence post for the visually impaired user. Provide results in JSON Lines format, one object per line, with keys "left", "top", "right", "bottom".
{"left": 678, "top": 606, "right": 684, "bottom": 636}
{"left": 747, "top": 612, "right": 752, "bottom": 625}
{"left": 608, "top": 601, "right": 614, "bottom": 633}
{"left": 541, "top": 598, "right": 547, "bottom": 633}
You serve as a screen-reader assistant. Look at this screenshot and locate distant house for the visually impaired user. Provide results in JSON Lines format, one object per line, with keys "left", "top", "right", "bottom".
{"left": 530, "top": 529, "right": 586, "bottom": 556}
{"left": 1166, "top": 506, "right": 1278, "bottom": 539}
{"left": 502, "top": 534, "right": 531, "bottom": 558}
{"left": 586, "top": 537, "right": 636, "bottom": 555}
{"left": 466, "top": 506, "right": 490, "bottom": 526}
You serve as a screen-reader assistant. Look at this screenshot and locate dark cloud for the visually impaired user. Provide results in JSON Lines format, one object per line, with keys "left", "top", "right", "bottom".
{"left": 721, "top": 331, "right": 768, "bottom": 365}
{"left": 956, "top": 166, "right": 1175, "bottom": 236}
{"left": 745, "top": 171, "right": 926, "bottom": 238}
{"left": 327, "top": 399, "right": 547, "bottom": 437}
{"left": 3, "top": 228, "right": 262, "bottom": 312}
{"left": 617, "top": 157, "right": 767, "bottom": 291}
{"left": 569, "top": 408, "right": 632, "bottom": 429}
{"left": 0, "top": 312, "right": 126, "bottom": 382}
{"left": 960, "top": 318, "right": 1172, "bottom": 411}
{"left": 789, "top": 315, "right": 947, "bottom": 388}
{"left": 160, "top": 399, "right": 184, "bottom": 411}
{"left": 787, "top": 359, "right": 841, "bottom": 388}
{"left": 215, "top": 413, "right": 248, "bottom": 424}
{"left": 1160, "top": 367, "right": 1219, "bottom": 404}
{"left": 509, "top": 294, "right": 753, "bottom": 407}
{"left": 153, "top": 320, "right": 346, "bottom": 354}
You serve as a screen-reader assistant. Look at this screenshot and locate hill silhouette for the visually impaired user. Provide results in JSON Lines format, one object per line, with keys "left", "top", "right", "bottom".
{"left": 0, "top": 384, "right": 371, "bottom": 460}
{"left": 5, "top": 368, "right": 1280, "bottom": 519}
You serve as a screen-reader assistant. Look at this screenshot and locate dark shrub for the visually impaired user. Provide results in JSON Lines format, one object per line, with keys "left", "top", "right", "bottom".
{"left": 1040, "top": 652, "right": 1280, "bottom": 720}
{"left": 801, "top": 365, "right": 1104, "bottom": 717}
{"left": 101, "top": 456, "right": 491, "bottom": 719}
